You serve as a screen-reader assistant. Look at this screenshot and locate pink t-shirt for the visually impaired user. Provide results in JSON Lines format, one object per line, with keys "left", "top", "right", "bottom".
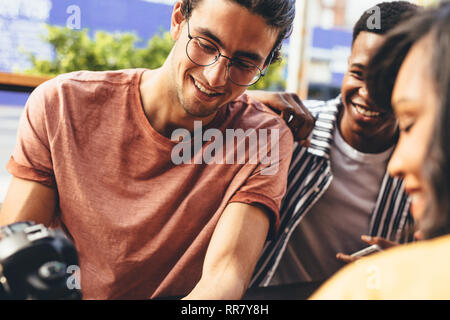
{"left": 7, "top": 69, "right": 293, "bottom": 299}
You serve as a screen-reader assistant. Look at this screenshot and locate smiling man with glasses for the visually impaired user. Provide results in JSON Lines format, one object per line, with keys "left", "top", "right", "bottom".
{"left": 0, "top": 0, "right": 297, "bottom": 300}
{"left": 185, "top": 16, "right": 274, "bottom": 87}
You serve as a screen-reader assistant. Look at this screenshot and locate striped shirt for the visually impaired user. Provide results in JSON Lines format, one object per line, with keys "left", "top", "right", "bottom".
{"left": 250, "top": 96, "right": 414, "bottom": 287}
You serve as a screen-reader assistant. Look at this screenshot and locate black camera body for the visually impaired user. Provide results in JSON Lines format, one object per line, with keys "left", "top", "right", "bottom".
{"left": 0, "top": 221, "right": 81, "bottom": 299}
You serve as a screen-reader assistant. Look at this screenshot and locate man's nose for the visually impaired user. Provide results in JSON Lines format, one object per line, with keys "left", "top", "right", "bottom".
{"left": 359, "top": 84, "right": 370, "bottom": 101}
{"left": 203, "top": 57, "right": 228, "bottom": 88}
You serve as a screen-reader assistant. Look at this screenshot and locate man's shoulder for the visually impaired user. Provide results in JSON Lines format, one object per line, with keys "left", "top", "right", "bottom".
{"left": 51, "top": 68, "right": 145, "bottom": 88}
{"left": 35, "top": 69, "right": 143, "bottom": 95}
{"left": 344, "top": 235, "right": 450, "bottom": 298}
{"left": 226, "top": 93, "right": 291, "bottom": 134}
{"left": 31, "top": 69, "right": 145, "bottom": 109}
{"left": 27, "top": 69, "right": 146, "bottom": 125}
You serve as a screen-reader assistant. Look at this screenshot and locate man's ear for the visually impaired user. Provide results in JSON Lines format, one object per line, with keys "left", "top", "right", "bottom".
{"left": 171, "top": 1, "right": 186, "bottom": 41}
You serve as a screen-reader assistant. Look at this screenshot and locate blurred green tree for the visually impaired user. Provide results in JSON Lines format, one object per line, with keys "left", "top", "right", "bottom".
{"left": 249, "top": 59, "right": 286, "bottom": 91}
{"left": 25, "top": 25, "right": 286, "bottom": 90}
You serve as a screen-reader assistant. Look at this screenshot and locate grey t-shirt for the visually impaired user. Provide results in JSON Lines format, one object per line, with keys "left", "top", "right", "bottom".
{"left": 270, "top": 127, "right": 393, "bottom": 284}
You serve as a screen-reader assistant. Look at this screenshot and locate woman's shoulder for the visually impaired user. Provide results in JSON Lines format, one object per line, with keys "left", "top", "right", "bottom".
{"left": 311, "top": 235, "right": 450, "bottom": 300}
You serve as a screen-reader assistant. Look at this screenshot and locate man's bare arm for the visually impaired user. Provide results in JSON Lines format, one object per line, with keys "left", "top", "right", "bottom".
{"left": 0, "top": 177, "right": 57, "bottom": 227}
{"left": 183, "top": 202, "right": 270, "bottom": 300}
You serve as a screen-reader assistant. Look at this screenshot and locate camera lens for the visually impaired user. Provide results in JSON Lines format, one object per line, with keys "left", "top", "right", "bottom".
{"left": 38, "top": 261, "right": 67, "bottom": 281}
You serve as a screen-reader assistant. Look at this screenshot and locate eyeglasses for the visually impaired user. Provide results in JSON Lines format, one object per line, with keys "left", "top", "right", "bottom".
{"left": 185, "top": 19, "right": 273, "bottom": 87}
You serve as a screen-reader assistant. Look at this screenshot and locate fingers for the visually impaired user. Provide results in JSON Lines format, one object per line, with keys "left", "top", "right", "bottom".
{"left": 414, "top": 231, "right": 423, "bottom": 241}
{"left": 246, "top": 90, "right": 315, "bottom": 143}
{"left": 298, "top": 139, "right": 311, "bottom": 148}
{"left": 361, "top": 235, "right": 397, "bottom": 249}
{"left": 336, "top": 237, "right": 401, "bottom": 266}
{"left": 279, "top": 97, "right": 294, "bottom": 125}
{"left": 292, "top": 98, "right": 315, "bottom": 142}
{"left": 336, "top": 253, "right": 357, "bottom": 264}
{"left": 294, "top": 120, "right": 314, "bottom": 143}
{"left": 281, "top": 93, "right": 315, "bottom": 142}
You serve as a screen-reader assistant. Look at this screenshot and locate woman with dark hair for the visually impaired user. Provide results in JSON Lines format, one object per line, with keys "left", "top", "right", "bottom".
{"left": 310, "top": 1, "right": 450, "bottom": 299}
{"left": 366, "top": 1, "right": 450, "bottom": 240}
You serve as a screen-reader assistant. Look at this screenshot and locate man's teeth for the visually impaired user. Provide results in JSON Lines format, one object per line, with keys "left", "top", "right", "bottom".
{"left": 355, "top": 104, "right": 380, "bottom": 117}
{"left": 194, "top": 80, "right": 220, "bottom": 96}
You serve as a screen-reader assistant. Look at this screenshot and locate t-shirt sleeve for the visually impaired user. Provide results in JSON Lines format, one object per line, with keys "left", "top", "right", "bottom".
{"left": 6, "top": 79, "right": 60, "bottom": 188}
{"left": 229, "top": 122, "right": 294, "bottom": 239}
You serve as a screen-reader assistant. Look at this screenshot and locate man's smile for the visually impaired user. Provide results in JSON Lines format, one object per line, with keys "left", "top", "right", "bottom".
{"left": 191, "top": 76, "right": 224, "bottom": 100}
{"left": 353, "top": 102, "right": 382, "bottom": 118}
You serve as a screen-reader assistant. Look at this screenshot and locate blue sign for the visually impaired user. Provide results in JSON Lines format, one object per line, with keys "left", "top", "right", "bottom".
{"left": 48, "top": 0, "right": 173, "bottom": 43}
{"left": 312, "top": 26, "right": 352, "bottom": 50}
{"left": 311, "top": 27, "right": 352, "bottom": 87}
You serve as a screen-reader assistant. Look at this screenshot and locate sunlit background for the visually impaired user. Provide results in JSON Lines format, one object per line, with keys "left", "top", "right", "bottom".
{"left": 0, "top": 0, "right": 438, "bottom": 202}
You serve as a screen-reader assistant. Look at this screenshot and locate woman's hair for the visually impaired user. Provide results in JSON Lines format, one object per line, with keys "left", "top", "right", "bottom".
{"left": 179, "top": 0, "right": 296, "bottom": 64}
{"left": 366, "top": 1, "right": 450, "bottom": 239}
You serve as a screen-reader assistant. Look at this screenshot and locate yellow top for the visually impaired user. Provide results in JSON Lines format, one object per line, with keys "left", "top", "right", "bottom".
{"left": 310, "top": 235, "right": 450, "bottom": 300}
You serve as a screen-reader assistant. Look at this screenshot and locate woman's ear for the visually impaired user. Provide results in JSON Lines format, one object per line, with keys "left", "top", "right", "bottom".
{"left": 171, "top": 1, "right": 186, "bottom": 41}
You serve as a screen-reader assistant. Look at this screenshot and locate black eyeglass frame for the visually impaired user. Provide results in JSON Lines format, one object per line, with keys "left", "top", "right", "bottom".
{"left": 184, "top": 16, "right": 274, "bottom": 87}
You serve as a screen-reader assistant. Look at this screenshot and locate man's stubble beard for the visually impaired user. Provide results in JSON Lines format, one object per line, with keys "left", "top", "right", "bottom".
{"left": 175, "top": 77, "right": 220, "bottom": 118}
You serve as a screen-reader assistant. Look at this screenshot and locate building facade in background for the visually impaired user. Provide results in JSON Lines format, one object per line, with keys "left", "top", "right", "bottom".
{"left": 303, "top": 0, "right": 434, "bottom": 99}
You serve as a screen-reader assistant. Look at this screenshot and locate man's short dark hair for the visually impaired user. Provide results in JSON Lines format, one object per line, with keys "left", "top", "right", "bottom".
{"left": 352, "top": 1, "right": 419, "bottom": 45}
{"left": 180, "top": 0, "right": 295, "bottom": 64}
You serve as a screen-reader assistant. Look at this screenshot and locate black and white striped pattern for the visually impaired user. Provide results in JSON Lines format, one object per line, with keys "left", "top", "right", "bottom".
{"left": 250, "top": 96, "right": 413, "bottom": 287}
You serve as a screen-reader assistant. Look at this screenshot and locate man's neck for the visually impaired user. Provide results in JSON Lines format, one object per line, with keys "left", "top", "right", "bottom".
{"left": 338, "top": 111, "right": 398, "bottom": 154}
{"left": 139, "top": 67, "right": 216, "bottom": 139}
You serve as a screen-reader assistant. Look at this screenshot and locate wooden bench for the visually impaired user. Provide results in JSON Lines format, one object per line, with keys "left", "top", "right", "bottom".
{"left": 0, "top": 72, "right": 52, "bottom": 93}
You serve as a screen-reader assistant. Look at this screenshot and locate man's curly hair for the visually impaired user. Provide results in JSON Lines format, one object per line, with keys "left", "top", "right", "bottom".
{"left": 352, "top": 1, "right": 420, "bottom": 45}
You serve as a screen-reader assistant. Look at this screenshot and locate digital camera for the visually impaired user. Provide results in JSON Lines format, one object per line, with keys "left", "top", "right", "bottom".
{"left": 0, "top": 221, "right": 81, "bottom": 299}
